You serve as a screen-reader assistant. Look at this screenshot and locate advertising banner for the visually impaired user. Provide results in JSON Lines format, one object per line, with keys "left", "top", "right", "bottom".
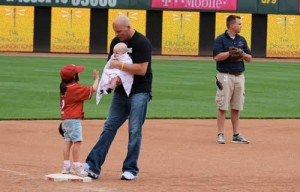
{"left": 50, "top": 7, "right": 90, "bottom": 53}
{"left": 1, "top": 0, "right": 121, "bottom": 9}
{"left": 107, "top": 9, "right": 146, "bottom": 53}
{"left": 152, "top": 0, "right": 237, "bottom": 11}
{"left": 0, "top": 6, "right": 34, "bottom": 52}
{"left": 266, "top": 14, "right": 300, "bottom": 58}
{"left": 215, "top": 13, "right": 252, "bottom": 49}
{"left": 161, "top": 11, "right": 199, "bottom": 55}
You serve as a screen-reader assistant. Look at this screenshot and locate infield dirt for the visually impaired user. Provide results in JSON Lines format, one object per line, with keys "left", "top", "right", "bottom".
{"left": 0, "top": 119, "right": 299, "bottom": 192}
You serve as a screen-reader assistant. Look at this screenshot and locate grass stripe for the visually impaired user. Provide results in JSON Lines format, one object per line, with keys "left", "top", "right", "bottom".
{"left": 0, "top": 56, "right": 299, "bottom": 119}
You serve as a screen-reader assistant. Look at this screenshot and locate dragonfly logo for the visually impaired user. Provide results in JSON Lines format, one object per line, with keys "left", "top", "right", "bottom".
{"left": 61, "top": 9, "right": 82, "bottom": 28}
{"left": 276, "top": 16, "right": 295, "bottom": 34}
{"left": 5, "top": 8, "right": 26, "bottom": 27}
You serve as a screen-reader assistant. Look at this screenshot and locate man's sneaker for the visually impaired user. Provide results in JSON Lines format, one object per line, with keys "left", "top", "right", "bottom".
{"left": 87, "top": 170, "right": 99, "bottom": 179}
{"left": 217, "top": 133, "right": 225, "bottom": 144}
{"left": 82, "top": 163, "right": 99, "bottom": 179}
{"left": 61, "top": 166, "right": 71, "bottom": 174}
{"left": 121, "top": 171, "right": 137, "bottom": 180}
{"left": 70, "top": 164, "right": 88, "bottom": 177}
{"left": 232, "top": 134, "right": 249, "bottom": 144}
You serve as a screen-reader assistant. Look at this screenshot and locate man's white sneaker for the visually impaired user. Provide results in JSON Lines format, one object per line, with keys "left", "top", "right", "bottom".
{"left": 217, "top": 133, "right": 225, "bottom": 144}
{"left": 121, "top": 171, "right": 137, "bottom": 180}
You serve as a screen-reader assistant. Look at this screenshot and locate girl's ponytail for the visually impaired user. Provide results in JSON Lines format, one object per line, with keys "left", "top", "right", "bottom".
{"left": 59, "top": 74, "right": 79, "bottom": 95}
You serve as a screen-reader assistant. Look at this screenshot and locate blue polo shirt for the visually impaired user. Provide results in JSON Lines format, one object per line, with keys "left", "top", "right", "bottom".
{"left": 213, "top": 30, "right": 251, "bottom": 73}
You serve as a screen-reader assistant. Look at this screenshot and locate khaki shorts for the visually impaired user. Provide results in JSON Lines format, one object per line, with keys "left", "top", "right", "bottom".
{"left": 215, "top": 72, "right": 245, "bottom": 111}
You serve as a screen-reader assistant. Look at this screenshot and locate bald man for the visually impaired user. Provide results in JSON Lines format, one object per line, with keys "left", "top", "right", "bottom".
{"left": 85, "top": 15, "right": 152, "bottom": 180}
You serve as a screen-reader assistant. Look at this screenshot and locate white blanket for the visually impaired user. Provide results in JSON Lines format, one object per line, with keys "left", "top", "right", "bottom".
{"left": 96, "top": 53, "right": 133, "bottom": 104}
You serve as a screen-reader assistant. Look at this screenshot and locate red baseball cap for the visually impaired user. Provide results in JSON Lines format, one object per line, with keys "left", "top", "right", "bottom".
{"left": 60, "top": 64, "right": 85, "bottom": 80}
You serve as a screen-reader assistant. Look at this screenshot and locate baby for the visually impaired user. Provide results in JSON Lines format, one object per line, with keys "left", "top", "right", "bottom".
{"left": 96, "top": 42, "right": 133, "bottom": 104}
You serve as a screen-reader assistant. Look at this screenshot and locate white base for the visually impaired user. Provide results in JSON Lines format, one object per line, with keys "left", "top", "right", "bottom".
{"left": 45, "top": 173, "right": 92, "bottom": 182}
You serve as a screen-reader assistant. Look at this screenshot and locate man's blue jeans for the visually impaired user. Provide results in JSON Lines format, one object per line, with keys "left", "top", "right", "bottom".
{"left": 86, "top": 92, "right": 150, "bottom": 176}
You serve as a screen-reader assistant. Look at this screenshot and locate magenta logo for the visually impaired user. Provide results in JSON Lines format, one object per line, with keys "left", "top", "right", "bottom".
{"left": 152, "top": 0, "right": 237, "bottom": 11}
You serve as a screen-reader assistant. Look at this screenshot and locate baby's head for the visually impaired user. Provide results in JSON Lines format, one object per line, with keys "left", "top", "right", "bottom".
{"left": 113, "top": 42, "right": 128, "bottom": 57}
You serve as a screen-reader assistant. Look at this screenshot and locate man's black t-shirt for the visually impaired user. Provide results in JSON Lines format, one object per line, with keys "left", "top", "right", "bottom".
{"left": 108, "top": 31, "right": 152, "bottom": 95}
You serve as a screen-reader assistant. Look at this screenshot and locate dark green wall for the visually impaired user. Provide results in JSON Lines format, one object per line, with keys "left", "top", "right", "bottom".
{"left": 1, "top": 0, "right": 299, "bottom": 14}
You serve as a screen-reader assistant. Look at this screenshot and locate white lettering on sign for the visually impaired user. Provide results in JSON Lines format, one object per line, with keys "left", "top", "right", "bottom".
{"left": 71, "top": 0, "right": 117, "bottom": 7}
{"left": 6, "top": 0, "right": 117, "bottom": 7}
{"left": 185, "top": 0, "right": 223, "bottom": 8}
{"left": 17, "top": 0, "right": 51, "bottom": 3}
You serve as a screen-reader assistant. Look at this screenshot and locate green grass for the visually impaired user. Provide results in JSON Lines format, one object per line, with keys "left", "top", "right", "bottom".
{"left": 0, "top": 56, "right": 299, "bottom": 119}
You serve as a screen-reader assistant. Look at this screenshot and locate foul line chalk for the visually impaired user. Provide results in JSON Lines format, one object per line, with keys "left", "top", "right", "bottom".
{"left": 0, "top": 168, "right": 27, "bottom": 176}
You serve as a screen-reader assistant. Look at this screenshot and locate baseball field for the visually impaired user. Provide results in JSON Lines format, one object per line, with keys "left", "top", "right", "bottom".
{"left": 0, "top": 53, "right": 299, "bottom": 192}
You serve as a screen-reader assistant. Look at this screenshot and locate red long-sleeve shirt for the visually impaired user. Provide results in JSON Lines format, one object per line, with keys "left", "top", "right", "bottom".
{"left": 60, "top": 83, "right": 93, "bottom": 120}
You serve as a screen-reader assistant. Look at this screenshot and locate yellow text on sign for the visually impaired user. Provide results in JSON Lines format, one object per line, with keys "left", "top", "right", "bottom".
{"left": 261, "top": 0, "right": 277, "bottom": 4}
{"left": 0, "top": 6, "right": 34, "bottom": 52}
{"left": 266, "top": 14, "right": 300, "bottom": 58}
{"left": 51, "top": 7, "right": 90, "bottom": 53}
{"left": 162, "top": 11, "right": 199, "bottom": 56}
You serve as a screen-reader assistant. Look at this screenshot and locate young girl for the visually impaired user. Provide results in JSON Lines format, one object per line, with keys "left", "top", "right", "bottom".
{"left": 59, "top": 64, "right": 99, "bottom": 177}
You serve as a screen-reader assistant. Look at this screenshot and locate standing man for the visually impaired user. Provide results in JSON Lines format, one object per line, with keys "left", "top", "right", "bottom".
{"left": 85, "top": 15, "right": 152, "bottom": 180}
{"left": 213, "top": 15, "right": 252, "bottom": 144}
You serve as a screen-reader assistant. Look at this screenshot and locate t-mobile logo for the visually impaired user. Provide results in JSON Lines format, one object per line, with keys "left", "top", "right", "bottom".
{"left": 155, "top": 0, "right": 236, "bottom": 10}
{"left": 162, "top": 0, "right": 171, "bottom": 6}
